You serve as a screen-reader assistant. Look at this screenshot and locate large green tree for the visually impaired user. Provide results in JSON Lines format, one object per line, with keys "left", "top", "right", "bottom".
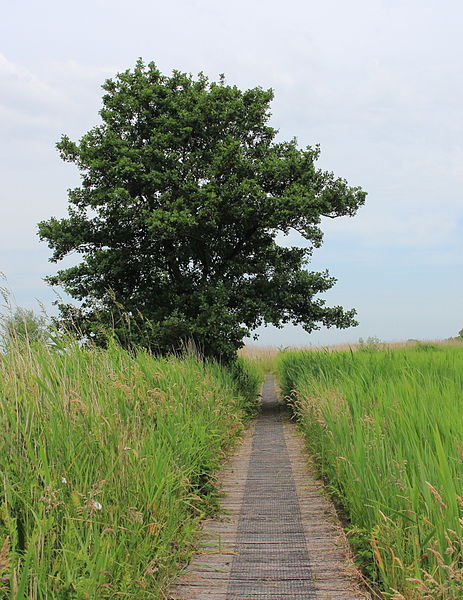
{"left": 38, "top": 60, "right": 366, "bottom": 361}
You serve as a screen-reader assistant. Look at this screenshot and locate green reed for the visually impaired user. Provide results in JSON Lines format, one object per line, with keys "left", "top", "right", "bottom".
{"left": 0, "top": 337, "right": 259, "bottom": 599}
{"left": 278, "top": 344, "right": 463, "bottom": 599}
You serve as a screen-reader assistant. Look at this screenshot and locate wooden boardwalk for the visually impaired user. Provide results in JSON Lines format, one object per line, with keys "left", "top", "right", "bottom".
{"left": 169, "top": 374, "right": 369, "bottom": 600}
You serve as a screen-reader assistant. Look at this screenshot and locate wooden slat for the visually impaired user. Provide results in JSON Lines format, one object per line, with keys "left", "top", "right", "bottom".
{"left": 169, "top": 375, "right": 371, "bottom": 600}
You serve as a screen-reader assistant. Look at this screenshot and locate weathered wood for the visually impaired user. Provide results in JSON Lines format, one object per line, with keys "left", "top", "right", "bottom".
{"left": 169, "top": 375, "right": 370, "bottom": 600}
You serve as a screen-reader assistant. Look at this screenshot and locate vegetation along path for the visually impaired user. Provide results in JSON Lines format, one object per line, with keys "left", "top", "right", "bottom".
{"left": 169, "top": 374, "right": 368, "bottom": 600}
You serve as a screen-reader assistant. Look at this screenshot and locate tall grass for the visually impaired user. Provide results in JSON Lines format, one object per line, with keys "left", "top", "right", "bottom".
{"left": 0, "top": 337, "right": 259, "bottom": 599}
{"left": 278, "top": 345, "right": 463, "bottom": 599}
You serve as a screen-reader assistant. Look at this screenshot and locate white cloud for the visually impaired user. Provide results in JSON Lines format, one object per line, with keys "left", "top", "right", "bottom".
{"left": 0, "top": 53, "right": 64, "bottom": 115}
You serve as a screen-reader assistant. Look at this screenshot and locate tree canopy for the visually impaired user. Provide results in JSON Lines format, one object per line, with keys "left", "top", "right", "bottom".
{"left": 1, "top": 307, "right": 50, "bottom": 351}
{"left": 38, "top": 59, "right": 366, "bottom": 361}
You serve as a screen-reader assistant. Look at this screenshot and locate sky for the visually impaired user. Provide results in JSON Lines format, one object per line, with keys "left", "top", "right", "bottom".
{"left": 1, "top": 0, "right": 462, "bottom": 346}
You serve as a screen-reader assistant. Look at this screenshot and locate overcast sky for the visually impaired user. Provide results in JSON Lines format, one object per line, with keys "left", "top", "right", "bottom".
{"left": 1, "top": 0, "right": 462, "bottom": 346}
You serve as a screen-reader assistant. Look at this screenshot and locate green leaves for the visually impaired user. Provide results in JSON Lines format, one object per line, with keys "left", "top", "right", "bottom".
{"left": 38, "top": 59, "right": 366, "bottom": 361}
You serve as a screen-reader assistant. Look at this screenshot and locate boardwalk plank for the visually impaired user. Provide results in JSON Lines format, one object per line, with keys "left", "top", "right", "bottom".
{"left": 169, "top": 375, "right": 369, "bottom": 600}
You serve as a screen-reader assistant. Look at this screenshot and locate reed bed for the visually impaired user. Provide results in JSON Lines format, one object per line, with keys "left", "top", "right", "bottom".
{"left": 238, "top": 345, "right": 280, "bottom": 374}
{"left": 0, "top": 338, "right": 260, "bottom": 599}
{"left": 278, "top": 344, "right": 463, "bottom": 599}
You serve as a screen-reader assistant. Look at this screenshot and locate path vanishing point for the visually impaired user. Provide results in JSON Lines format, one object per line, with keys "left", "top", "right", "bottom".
{"left": 169, "top": 374, "right": 370, "bottom": 600}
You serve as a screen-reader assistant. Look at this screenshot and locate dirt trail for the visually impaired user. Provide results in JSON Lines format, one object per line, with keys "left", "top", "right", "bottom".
{"left": 169, "top": 374, "right": 369, "bottom": 600}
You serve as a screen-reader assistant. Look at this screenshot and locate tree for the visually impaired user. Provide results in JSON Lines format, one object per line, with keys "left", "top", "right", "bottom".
{"left": 1, "top": 307, "right": 49, "bottom": 351}
{"left": 38, "top": 60, "right": 366, "bottom": 361}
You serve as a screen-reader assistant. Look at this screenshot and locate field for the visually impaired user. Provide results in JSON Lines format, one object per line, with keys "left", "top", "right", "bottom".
{"left": 4, "top": 334, "right": 463, "bottom": 600}
{"left": 278, "top": 344, "right": 463, "bottom": 599}
{"left": 0, "top": 337, "right": 260, "bottom": 599}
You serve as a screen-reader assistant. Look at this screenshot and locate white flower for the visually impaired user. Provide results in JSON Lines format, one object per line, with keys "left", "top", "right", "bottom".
{"left": 61, "top": 477, "right": 68, "bottom": 484}
{"left": 91, "top": 500, "right": 102, "bottom": 510}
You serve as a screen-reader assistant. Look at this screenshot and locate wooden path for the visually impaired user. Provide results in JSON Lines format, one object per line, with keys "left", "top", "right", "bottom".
{"left": 169, "top": 374, "right": 369, "bottom": 600}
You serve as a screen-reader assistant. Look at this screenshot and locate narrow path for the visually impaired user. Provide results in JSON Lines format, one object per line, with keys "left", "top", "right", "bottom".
{"left": 169, "top": 374, "right": 368, "bottom": 600}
